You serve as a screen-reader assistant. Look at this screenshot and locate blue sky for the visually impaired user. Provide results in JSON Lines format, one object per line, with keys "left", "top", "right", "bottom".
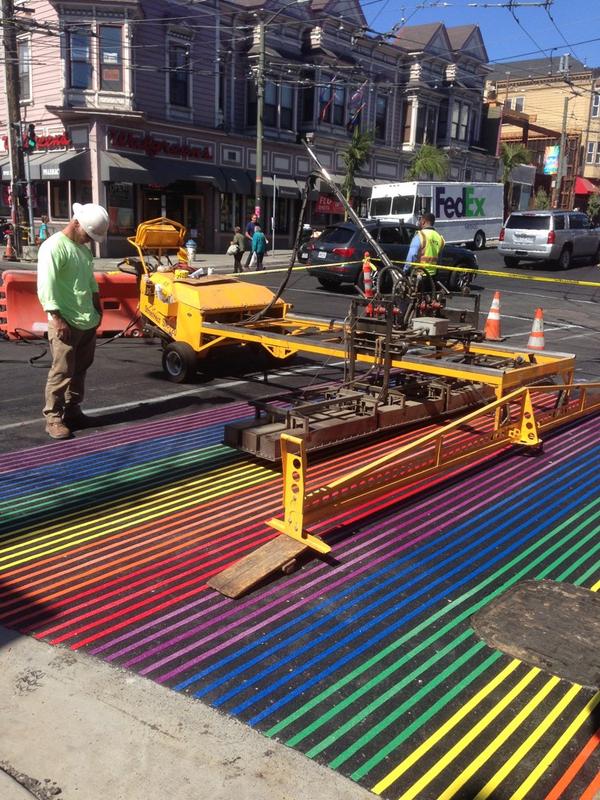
{"left": 363, "top": 0, "right": 600, "bottom": 67}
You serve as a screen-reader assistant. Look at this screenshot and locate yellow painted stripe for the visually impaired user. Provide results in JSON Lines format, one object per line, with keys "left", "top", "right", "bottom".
{"left": 371, "top": 660, "right": 521, "bottom": 795}
{"left": 439, "top": 676, "right": 562, "bottom": 800}
{"left": 471, "top": 683, "right": 581, "bottom": 800}
{"left": 510, "top": 691, "right": 600, "bottom": 800}
{"left": 0, "top": 465, "right": 273, "bottom": 570}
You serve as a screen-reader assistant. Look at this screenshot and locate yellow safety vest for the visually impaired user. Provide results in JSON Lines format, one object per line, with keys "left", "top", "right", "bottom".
{"left": 417, "top": 228, "right": 445, "bottom": 276}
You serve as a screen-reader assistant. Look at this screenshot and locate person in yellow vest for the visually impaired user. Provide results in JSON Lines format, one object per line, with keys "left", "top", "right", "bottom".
{"left": 404, "top": 212, "right": 445, "bottom": 277}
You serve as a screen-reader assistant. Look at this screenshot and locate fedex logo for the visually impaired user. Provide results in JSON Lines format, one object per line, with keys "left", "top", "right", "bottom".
{"left": 435, "top": 187, "right": 486, "bottom": 219}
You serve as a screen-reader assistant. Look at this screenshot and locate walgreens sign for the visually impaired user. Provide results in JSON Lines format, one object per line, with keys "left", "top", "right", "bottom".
{"left": 107, "top": 128, "right": 213, "bottom": 161}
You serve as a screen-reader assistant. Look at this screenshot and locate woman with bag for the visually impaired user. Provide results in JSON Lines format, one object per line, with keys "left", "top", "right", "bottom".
{"left": 227, "top": 226, "right": 245, "bottom": 273}
{"left": 251, "top": 224, "right": 268, "bottom": 271}
{"left": 35, "top": 214, "right": 50, "bottom": 246}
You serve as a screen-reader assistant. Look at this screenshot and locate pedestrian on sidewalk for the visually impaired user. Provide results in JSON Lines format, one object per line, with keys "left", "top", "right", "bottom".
{"left": 244, "top": 213, "right": 257, "bottom": 269}
{"left": 229, "top": 226, "right": 245, "bottom": 273}
{"left": 251, "top": 224, "right": 268, "bottom": 271}
{"left": 36, "top": 214, "right": 50, "bottom": 245}
{"left": 37, "top": 202, "right": 109, "bottom": 440}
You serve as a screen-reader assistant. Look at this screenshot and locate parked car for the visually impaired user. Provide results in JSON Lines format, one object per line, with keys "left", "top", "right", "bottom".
{"left": 498, "top": 210, "right": 600, "bottom": 269}
{"left": 304, "top": 220, "right": 478, "bottom": 291}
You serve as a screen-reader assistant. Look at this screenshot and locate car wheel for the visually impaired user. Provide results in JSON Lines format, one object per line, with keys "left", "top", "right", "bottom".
{"left": 557, "top": 247, "right": 572, "bottom": 270}
{"left": 162, "top": 342, "right": 197, "bottom": 383}
{"left": 504, "top": 257, "right": 520, "bottom": 268}
{"left": 317, "top": 277, "right": 339, "bottom": 291}
{"left": 473, "top": 230, "right": 486, "bottom": 250}
{"left": 592, "top": 244, "right": 600, "bottom": 266}
{"left": 448, "top": 265, "right": 471, "bottom": 291}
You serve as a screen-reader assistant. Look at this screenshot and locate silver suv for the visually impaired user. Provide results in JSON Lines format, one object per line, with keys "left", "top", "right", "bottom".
{"left": 498, "top": 210, "right": 600, "bottom": 269}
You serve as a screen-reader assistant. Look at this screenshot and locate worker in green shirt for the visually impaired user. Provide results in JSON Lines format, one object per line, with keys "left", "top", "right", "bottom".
{"left": 37, "top": 202, "right": 109, "bottom": 440}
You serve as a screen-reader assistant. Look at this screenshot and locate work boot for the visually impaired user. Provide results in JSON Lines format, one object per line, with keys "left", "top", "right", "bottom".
{"left": 63, "top": 406, "right": 92, "bottom": 429}
{"left": 45, "top": 420, "right": 71, "bottom": 440}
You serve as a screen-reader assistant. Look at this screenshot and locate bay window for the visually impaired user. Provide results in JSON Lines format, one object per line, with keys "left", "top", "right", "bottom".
{"left": 99, "top": 26, "right": 123, "bottom": 92}
{"left": 18, "top": 38, "right": 31, "bottom": 102}
{"left": 169, "top": 43, "right": 190, "bottom": 107}
{"left": 69, "top": 29, "right": 93, "bottom": 90}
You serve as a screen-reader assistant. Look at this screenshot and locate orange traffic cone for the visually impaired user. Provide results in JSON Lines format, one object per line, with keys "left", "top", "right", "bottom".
{"left": 4, "top": 232, "right": 16, "bottom": 261}
{"left": 484, "top": 291, "right": 504, "bottom": 341}
{"left": 527, "top": 307, "right": 545, "bottom": 350}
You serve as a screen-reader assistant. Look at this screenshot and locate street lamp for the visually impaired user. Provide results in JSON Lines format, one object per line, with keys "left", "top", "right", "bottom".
{"left": 254, "top": 0, "right": 308, "bottom": 223}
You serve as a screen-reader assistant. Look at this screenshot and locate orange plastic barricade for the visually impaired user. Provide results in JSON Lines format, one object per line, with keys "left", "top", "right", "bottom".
{"left": 0, "top": 270, "right": 142, "bottom": 340}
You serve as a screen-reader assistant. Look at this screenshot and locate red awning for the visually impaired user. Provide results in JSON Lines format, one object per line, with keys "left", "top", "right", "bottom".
{"left": 574, "top": 176, "right": 600, "bottom": 194}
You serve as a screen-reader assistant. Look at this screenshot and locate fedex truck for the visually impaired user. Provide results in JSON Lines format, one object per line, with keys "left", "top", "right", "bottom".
{"left": 368, "top": 181, "right": 504, "bottom": 250}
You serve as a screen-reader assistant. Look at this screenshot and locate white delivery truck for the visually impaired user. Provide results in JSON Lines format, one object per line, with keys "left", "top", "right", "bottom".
{"left": 368, "top": 181, "right": 504, "bottom": 250}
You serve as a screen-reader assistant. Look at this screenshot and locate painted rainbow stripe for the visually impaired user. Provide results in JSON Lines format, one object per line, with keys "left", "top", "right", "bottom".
{"left": 0, "top": 400, "right": 598, "bottom": 799}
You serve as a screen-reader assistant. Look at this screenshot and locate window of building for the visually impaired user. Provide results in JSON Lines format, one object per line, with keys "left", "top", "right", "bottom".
{"left": 586, "top": 141, "right": 598, "bottom": 164}
{"left": 264, "top": 81, "right": 278, "bottom": 127}
{"left": 514, "top": 96, "right": 525, "bottom": 112}
{"left": 375, "top": 94, "right": 387, "bottom": 141}
{"left": 169, "top": 43, "right": 190, "bottom": 107}
{"left": 274, "top": 197, "right": 290, "bottom": 234}
{"left": 99, "top": 26, "right": 123, "bottom": 92}
{"left": 319, "top": 78, "right": 345, "bottom": 127}
{"left": 17, "top": 38, "right": 31, "bottom": 102}
{"left": 402, "top": 100, "right": 412, "bottom": 143}
{"left": 50, "top": 181, "right": 70, "bottom": 219}
{"left": 593, "top": 94, "right": 600, "bottom": 118}
{"left": 106, "top": 182, "right": 134, "bottom": 234}
{"left": 280, "top": 84, "right": 294, "bottom": 130}
{"left": 451, "top": 101, "right": 470, "bottom": 141}
{"left": 219, "top": 193, "right": 234, "bottom": 233}
{"left": 69, "top": 29, "right": 93, "bottom": 90}
{"left": 332, "top": 85, "right": 345, "bottom": 126}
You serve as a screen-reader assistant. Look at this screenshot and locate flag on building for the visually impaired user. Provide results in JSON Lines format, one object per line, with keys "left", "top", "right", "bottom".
{"left": 346, "top": 81, "right": 367, "bottom": 132}
{"left": 319, "top": 76, "right": 339, "bottom": 122}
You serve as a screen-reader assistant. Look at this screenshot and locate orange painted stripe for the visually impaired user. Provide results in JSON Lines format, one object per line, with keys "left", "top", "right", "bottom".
{"left": 544, "top": 729, "right": 600, "bottom": 800}
{"left": 579, "top": 764, "right": 600, "bottom": 800}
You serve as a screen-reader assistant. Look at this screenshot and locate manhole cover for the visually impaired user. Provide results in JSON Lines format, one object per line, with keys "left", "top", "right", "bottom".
{"left": 472, "top": 579, "right": 600, "bottom": 689}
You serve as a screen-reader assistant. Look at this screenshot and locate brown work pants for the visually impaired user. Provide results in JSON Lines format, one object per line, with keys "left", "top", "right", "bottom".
{"left": 43, "top": 321, "right": 97, "bottom": 421}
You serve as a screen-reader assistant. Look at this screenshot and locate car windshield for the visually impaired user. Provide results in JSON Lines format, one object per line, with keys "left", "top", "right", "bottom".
{"left": 391, "top": 195, "right": 415, "bottom": 215}
{"left": 318, "top": 226, "right": 355, "bottom": 245}
{"left": 370, "top": 197, "right": 391, "bottom": 216}
{"left": 506, "top": 215, "right": 550, "bottom": 230}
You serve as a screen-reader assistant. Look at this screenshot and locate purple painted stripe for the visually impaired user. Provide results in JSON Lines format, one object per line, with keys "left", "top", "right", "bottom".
{"left": 146, "top": 424, "right": 598, "bottom": 682}
{"left": 0, "top": 403, "right": 250, "bottom": 473}
{"left": 96, "top": 420, "right": 597, "bottom": 666}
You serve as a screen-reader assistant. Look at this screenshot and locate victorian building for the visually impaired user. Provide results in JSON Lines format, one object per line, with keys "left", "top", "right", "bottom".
{"left": 0, "top": 0, "right": 499, "bottom": 255}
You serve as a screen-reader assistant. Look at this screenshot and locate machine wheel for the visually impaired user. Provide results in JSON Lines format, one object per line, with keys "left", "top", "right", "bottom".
{"left": 557, "top": 247, "right": 572, "bottom": 270}
{"left": 473, "top": 230, "right": 486, "bottom": 250}
{"left": 162, "top": 342, "right": 197, "bottom": 383}
{"left": 318, "top": 277, "right": 339, "bottom": 291}
{"left": 504, "top": 256, "right": 520, "bottom": 268}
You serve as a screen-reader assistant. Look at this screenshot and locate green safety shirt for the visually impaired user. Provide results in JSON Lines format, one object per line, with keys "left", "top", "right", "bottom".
{"left": 417, "top": 228, "right": 445, "bottom": 276}
{"left": 37, "top": 232, "right": 100, "bottom": 330}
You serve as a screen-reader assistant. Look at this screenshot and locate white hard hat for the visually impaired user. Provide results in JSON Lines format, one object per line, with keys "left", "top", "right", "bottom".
{"left": 72, "top": 203, "right": 110, "bottom": 242}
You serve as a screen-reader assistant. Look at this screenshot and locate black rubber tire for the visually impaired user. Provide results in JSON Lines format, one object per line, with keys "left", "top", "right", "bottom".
{"left": 449, "top": 265, "right": 471, "bottom": 291}
{"left": 504, "top": 256, "right": 520, "bottom": 268}
{"left": 162, "top": 342, "right": 197, "bottom": 383}
{"left": 473, "top": 230, "right": 486, "bottom": 250}
{"left": 317, "top": 277, "right": 340, "bottom": 291}
{"left": 557, "top": 247, "right": 572, "bottom": 270}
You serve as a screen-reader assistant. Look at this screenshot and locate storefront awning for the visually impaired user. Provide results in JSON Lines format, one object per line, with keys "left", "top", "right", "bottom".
{"left": 574, "top": 176, "right": 600, "bottom": 195}
{"left": 262, "top": 176, "right": 301, "bottom": 198}
{"left": 101, "top": 152, "right": 227, "bottom": 190}
{"left": 221, "top": 167, "right": 252, "bottom": 195}
{"left": 37, "top": 150, "right": 90, "bottom": 180}
{"left": 315, "top": 174, "right": 372, "bottom": 199}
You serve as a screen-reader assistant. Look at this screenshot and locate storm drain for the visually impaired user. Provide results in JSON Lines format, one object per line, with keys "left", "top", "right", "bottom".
{"left": 472, "top": 579, "right": 600, "bottom": 689}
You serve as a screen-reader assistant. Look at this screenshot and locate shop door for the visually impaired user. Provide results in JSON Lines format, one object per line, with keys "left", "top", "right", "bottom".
{"left": 184, "top": 196, "right": 204, "bottom": 249}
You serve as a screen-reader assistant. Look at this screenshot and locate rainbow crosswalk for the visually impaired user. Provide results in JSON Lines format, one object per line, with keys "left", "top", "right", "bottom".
{"left": 0, "top": 400, "right": 598, "bottom": 798}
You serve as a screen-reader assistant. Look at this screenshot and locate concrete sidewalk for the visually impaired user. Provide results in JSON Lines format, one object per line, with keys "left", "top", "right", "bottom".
{"left": 0, "top": 250, "right": 297, "bottom": 274}
{"left": 0, "top": 626, "right": 374, "bottom": 800}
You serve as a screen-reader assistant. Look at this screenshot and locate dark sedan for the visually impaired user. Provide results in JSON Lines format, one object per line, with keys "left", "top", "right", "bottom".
{"left": 304, "top": 220, "right": 478, "bottom": 292}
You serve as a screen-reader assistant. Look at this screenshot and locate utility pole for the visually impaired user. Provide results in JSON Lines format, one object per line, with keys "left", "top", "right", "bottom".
{"left": 553, "top": 95, "right": 569, "bottom": 208}
{"left": 254, "top": 19, "right": 265, "bottom": 223}
{"left": 2, "top": 0, "right": 25, "bottom": 257}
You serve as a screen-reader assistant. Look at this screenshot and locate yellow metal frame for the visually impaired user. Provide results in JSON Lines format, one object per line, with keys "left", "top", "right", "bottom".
{"left": 127, "top": 217, "right": 189, "bottom": 273}
{"left": 266, "top": 382, "right": 600, "bottom": 553}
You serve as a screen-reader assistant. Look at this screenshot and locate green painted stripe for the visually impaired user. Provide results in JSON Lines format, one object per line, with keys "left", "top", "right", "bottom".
{"left": 268, "top": 499, "right": 600, "bottom": 745}
{"left": 2, "top": 444, "right": 231, "bottom": 525}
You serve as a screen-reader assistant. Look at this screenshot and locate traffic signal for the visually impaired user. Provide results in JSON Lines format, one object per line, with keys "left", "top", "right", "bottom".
{"left": 25, "top": 123, "right": 36, "bottom": 152}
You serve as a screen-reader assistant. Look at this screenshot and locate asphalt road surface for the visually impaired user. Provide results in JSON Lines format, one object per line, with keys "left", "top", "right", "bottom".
{"left": 1, "top": 246, "right": 599, "bottom": 453}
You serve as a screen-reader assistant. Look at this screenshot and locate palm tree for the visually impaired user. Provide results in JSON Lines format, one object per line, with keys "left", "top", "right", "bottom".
{"left": 341, "top": 129, "right": 374, "bottom": 218}
{"left": 501, "top": 142, "right": 532, "bottom": 214}
{"left": 406, "top": 144, "right": 449, "bottom": 180}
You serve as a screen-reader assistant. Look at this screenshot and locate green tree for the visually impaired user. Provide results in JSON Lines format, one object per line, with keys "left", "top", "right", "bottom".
{"left": 501, "top": 142, "right": 532, "bottom": 214}
{"left": 533, "top": 187, "right": 550, "bottom": 209}
{"left": 406, "top": 144, "right": 449, "bottom": 180}
{"left": 341, "top": 129, "right": 374, "bottom": 218}
{"left": 586, "top": 192, "right": 600, "bottom": 224}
